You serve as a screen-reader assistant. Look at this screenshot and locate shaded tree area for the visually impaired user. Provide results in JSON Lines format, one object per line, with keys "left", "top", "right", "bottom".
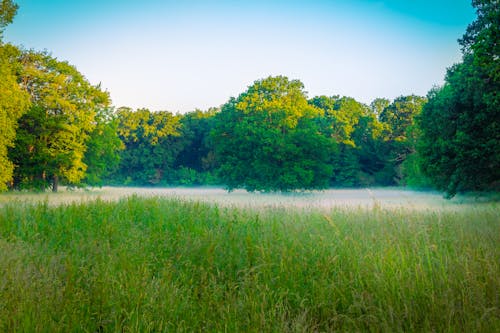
{"left": 101, "top": 83, "right": 427, "bottom": 191}
{"left": 0, "top": 0, "right": 433, "bottom": 193}
{"left": 174, "top": 109, "right": 218, "bottom": 185}
{"left": 1, "top": 0, "right": 497, "bottom": 195}
{"left": 309, "top": 94, "right": 427, "bottom": 188}
{"left": 418, "top": 0, "right": 499, "bottom": 197}
{"left": 0, "top": 0, "right": 436, "bottom": 193}
{"left": 83, "top": 107, "right": 123, "bottom": 186}
{"left": 380, "top": 95, "right": 428, "bottom": 187}
{"left": 311, "top": 95, "right": 381, "bottom": 187}
{"left": 106, "top": 107, "right": 219, "bottom": 187}
{"left": 7, "top": 49, "right": 111, "bottom": 191}
{"left": 112, "top": 107, "right": 183, "bottom": 185}
{"left": 0, "top": 46, "right": 430, "bottom": 192}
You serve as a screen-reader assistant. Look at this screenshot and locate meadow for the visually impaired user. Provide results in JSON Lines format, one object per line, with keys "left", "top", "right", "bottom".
{"left": 0, "top": 189, "right": 499, "bottom": 332}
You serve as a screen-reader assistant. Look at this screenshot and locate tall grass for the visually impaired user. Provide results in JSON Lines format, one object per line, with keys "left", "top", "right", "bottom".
{"left": 0, "top": 196, "right": 498, "bottom": 332}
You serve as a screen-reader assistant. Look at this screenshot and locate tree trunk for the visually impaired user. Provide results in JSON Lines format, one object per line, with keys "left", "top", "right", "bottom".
{"left": 52, "top": 175, "right": 59, "bottom": 192}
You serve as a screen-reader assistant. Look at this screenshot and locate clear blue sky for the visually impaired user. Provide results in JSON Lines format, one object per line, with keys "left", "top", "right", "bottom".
{"left": 4, "top": 0, "right": 476, "bottom": 112}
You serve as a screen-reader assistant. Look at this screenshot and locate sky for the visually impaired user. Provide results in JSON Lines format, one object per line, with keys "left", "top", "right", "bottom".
{"left": 4, "top": 0, "right": 476, "bottom": 113}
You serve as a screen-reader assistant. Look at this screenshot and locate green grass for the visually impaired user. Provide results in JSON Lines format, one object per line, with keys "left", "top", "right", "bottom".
{"left": 0, "top": 196, "right": 499, "bottom": 332}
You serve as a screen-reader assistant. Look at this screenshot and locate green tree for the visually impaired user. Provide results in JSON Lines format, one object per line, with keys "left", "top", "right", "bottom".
{"left": 115, "top": 107, "right": 182, "bottom": 185}
{"left": 379, "top": 95, "right": 427, "bottom": 184}
{"left": 83, "top": 107, "right": 123, "bottom": 186}
{"left": 173, "top": 108, "right": 218, "bottom": 185}
{"left": 418, "top": 0, "right": 499, "bottom": 197}
{"left": 310, "top": 95, "right": 385, "bottom": 186}
{"left": 310, "top": 96, "right": 366, "bottom": 147}
{"left": 459, "top": 0, "right": 499, "bottom": 85}
{"left": 0, "top": 0, "right": 18, "bottom": 40}
{"left": 370, "top": 98, "right": 390, "bottom": 117}
{"left": 0, "top": 44, "right": 30, "bottom": 190}
{"left": 212, "top": 76, "right": 335, "bottom": 192}
{"left": 10, "top": 49, "right": 110, "bottom": 191}
{"left": 176, "top": 108, "right": 217, "bottom": 172}
{"left": 328, "top": 97, "right": 370, "bottom": 186}
{"left": 351, "top": 106, "right": 388, "bottom": 185}
{"left": 0, "top": 2, "right": 29, "bottom": 191}
{"left": 380, "top": 95, "right": 427, "bottom": 143}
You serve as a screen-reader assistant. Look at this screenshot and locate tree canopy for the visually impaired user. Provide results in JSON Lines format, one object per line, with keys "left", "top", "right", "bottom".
{"left": 83, "top": 106, "right": 123, "bottom": 186}
{"left": 9, "top": 48, "right": 111, "bottom": 191}
{"left": 418, "top": 0, "right": 499, "bottom": 197}
{"left": 0, "top": 0, "right": 497, "bottom": 196}
{"left": 0, "top": 44, "right": 30, "bottom": 190}
{"left": 212, "top": 76, "right": 336, "bottom": 192}
{"left": 0, "top": 0, "right": 18, "bottom": 40}
{"left": 114, "top": 107, "right": 182, "bottom": 185}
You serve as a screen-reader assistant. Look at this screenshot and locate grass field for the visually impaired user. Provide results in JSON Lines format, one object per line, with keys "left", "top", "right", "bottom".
{"left": 0, "top": 190, "right": 499, "bottom": 332}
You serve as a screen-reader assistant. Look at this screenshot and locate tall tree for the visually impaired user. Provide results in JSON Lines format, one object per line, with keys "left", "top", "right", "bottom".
{"left": 310, "top": 95, "right": 387, "bottom": 186}
{"left": 0, "top": 44, "right": 30, "bottom": 190}
{"left": 175, "top": 108, "right": 217, "bottom": 172}
{"left": 380, "top": 95, "right": 427, "bottom": 144}
{"left": 0, "top": 0, "right": 18, "bottom": 40}
{"left": 171, "top": 108, "right": 219, "bottom": 185}
{"left": 310, "top": 96, "right": 366, "bottom": 146}
{"left": 328, "top": 97, "right": 370, "bottom": 186}
{"left": 418, "top": 0, "right": 499, "bottom": 197}
{"left": 351, "top": 105, "right": 387, "bottom": 185}
{"left": 0, "top": 1, "right": 29, "bottom": 191}
{"left": 115, "top": 107, "right": 182, "bottom": 185}
{"left": 213, "top": 76, "right": 335, "bottom": 192}
{"left": 379, "top": 95, "right": 426, "bottom": 184}
{"left": 459, "top": 0, "right": 499, "bottom": 85}
{"left": 9, "top": 49, "right": 110, "bottom": 191}
{"left": 370, "top": 98, "right": 390, "bottom": 118}
{"left": 83, "top": 107, "right": 123, "bottom": 186}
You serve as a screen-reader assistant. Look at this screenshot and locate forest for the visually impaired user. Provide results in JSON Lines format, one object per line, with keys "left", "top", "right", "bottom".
{"left": 0, "top": 0, "right": 498, "bottom": 197}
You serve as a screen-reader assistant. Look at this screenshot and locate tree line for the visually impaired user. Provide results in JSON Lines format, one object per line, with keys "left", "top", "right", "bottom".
{"left": 0, "top": 0, "right": 498, "bottom": 196}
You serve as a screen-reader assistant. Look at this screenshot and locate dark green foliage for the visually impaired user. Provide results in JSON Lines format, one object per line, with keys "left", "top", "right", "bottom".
{"left": 104, "top": 107, "right": 220, "bottom": 186}
{"left": 400, "top": 152, "right": 433, "bottom": 188}
{"left": 419, "top": 59, "right": 499, "bottom": 196}
{"left": 459, "top": 0, "right": 499, "bottom": 84}
{"left": 114, "top": 107, "right": 182, "bottom": 185}
{"left": 331, "top": 146, "right": 362, "bottom": 186}
{"left": 352, "top": 111, "right": 389, "bottom": 185}
{"left": 83, "top": 108, "right": 123, "bottom": 186}
{"left": 175, "top": 108, "right": 218, "bottom": 173}
{"left": 418, "top": 0, "right": 499, "bottom": 197}
{"left": 212, "top": 76, "right": 336, "bottom": 192}
{"left": 10, "top": 105, "right": 61, "bottom": 190}
{"left": 310, "top": 95, "right": 393, "bottom": 187}
{"left": 379, "top": 95, "right": 427, "bottom": 185}
{"left": 172, "top": 167, "right": 218, "bottom": 186}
